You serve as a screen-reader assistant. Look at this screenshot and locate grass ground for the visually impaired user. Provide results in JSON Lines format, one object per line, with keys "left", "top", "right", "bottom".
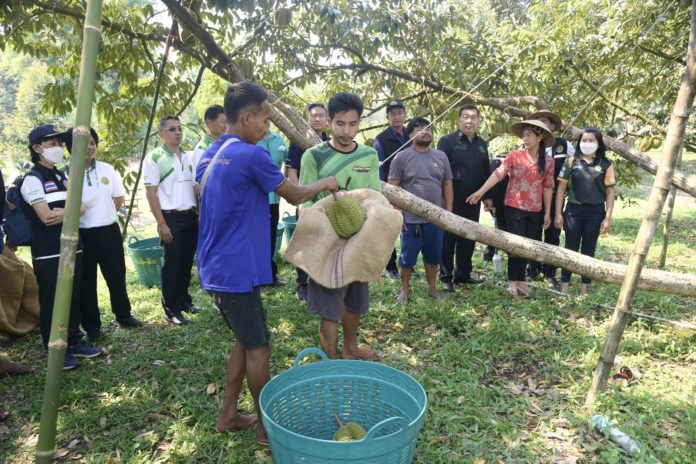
{"left": 1, "top": 170, "right": 695, "bottom": 463}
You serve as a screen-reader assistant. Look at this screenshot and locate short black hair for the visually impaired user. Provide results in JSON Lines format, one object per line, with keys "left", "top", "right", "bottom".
{"left": 204, "top": 104, "right": 224, "bottom": 122}
{"left": 65, "top": 127, "right": 99, "bottom": 153}
{"left": 327, "top": 92, "right": 363, "bottom": 119}
{"left": 224, "top": 82, "right": 267, "bottom": 123}
{"left": 406, "top": 116, "right": 431, "bottom": 135}
{"left": 459, "top": 104, "right": 480, "bottom": 117}
{"left": 307, "top": 102, "right": 326, "bottom": 114}
{"left": 157, "top": 115, "right": 180, "bottom": 131}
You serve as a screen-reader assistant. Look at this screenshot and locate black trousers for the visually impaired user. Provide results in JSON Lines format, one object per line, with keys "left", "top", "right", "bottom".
{"left": 161, "top": 211, "right": 198, "bottom": 310}
{"left": 33, "top": 254, "right": 83, "bottom": 348}
{"left": 485, "top": 203, "right": 508, "bottom": 256}
{"left": 270, "top": 204, "right": 279, "bottom": 280}
{"left": 79, "top": 223, "right": 132, "bottom": 333}
{"left": 385, "top": 248, "right": 398, "bottom": 273}
{"left": 505, "top": 207, "right": 540, "bottom": 282}
{"left": 528, "top": 198, "right": 561, "bottom": 278}
{"left": 561, "top": 203, "right": 605, "bottom": 284}
{"left": 440, "top": 201, "right": 480, "bottom": 283}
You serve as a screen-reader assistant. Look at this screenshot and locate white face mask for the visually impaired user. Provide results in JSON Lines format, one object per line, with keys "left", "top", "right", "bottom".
{"left": 579, "top": 142, "right": 598, "bottom": 155}
{"left": 41, "top": 146, "right": 65, "bottom": 164}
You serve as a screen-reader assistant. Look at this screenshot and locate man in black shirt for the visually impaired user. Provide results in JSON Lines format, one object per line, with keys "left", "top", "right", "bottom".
{"left": 286, "top": 102, "right": 329, "bottom": 301}
{"left": 375, "top": 99, "right": 409, "bottom": 280}
{"left": 437, "top": 105, "right": 492, "bottom": 291}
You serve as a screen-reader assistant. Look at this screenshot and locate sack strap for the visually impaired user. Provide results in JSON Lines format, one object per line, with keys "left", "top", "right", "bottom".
{"left": 199, "top": 137, "right": 240, "bottom": 196}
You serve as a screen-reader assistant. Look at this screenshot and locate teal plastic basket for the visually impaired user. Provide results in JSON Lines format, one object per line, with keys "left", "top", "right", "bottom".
{"left": 126, "top": 236, "right": 163, "bottom": 287}
{"left": 259, "top": 348, "right": 427, "bottom": 464}
{"left": 281, "top": 211, "right": 297, "bottom": 244}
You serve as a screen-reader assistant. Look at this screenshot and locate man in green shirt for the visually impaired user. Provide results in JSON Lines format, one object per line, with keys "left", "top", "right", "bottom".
{"left": 299, "top": 92, "right": 380, "bottom": 361}
{"left": 193, "top": 105, "right": 226, "bottom": 170}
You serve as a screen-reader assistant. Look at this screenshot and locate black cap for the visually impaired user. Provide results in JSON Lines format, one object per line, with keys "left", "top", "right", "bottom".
{"left": 64, "top": 127, "right": 100, "bottom": 153}
{"left": 386, "top": 99, "right": 405, "bottom": 113}
{"left": 28, "top": 124, "right": 68, "bottom": 147}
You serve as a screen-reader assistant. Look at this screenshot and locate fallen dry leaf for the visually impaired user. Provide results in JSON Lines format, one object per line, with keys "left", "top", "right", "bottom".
{"left": 100, "top": 417, "right": 107, "bottom": 427}
{"left": 153, "top": 360, "right": 166, "bottom": 366}
{"left": 394, "top": 321, "right": 404, "bottom": 332}
{"left": 54, "top": 448, "right": 70, "bottom": 458}
{"left": 67, "top": 438, "right": 80, "bottom": 449}
{"left": 206, "top": 383, "right": 216, "bottom": 395}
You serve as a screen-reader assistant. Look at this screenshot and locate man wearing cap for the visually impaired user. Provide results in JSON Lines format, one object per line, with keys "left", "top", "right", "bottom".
{"left": 143, "top": 115, "right": 198, "bottom": 325}
{"left": 257, "top": 121, "right": 288, "bottom": 286}
{"left": 526, "top": 110, "right": 575, "bottom": 287}
{"left": 65, "top": 127, "right": 140, "bottom": 342}
{"left": 437, "top": 104, "right": 492, "bottom": 291}
{"left": 193, "top": 104, "right": 226, "bottom": 171}
{"left": 388, "top": 117, "right": 453, "bottom": 304}
{"left": 374, "top": 99, "right": 408, "bottom": 280}
{"left": 21, "top": 125, "right": 102, "bottom": 370}
{"left": 285, "top": 102, "right": 329, "bottom": 301}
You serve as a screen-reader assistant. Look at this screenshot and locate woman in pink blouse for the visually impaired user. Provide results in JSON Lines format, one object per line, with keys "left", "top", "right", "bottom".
{"left": 467, "top": 120, "right": 555, "bottom": 296}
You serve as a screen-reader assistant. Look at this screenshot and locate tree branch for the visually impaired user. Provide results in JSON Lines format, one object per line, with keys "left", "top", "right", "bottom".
{"left": 176, "top": 64, "right": 206, "bottom": 117}
{"left": 637, "top": 43, "right": 686, "bottom": 65}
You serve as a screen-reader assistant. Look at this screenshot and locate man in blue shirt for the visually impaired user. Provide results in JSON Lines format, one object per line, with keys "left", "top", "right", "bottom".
{"left": 197, "top": 82, "right": 337, "bottom": 445}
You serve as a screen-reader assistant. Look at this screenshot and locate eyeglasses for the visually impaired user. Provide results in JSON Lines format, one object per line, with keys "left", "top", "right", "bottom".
{"left": 162, "top": 126, "right": 183, "bottom": 133}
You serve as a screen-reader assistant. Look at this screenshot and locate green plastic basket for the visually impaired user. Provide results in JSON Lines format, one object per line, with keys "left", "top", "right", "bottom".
{"left": 259, "top": 348, "right": 427, "bottom": 464}
{"left": 126, "top": 236, "right": 163, "bottom": 288}
{"left": 274, "top": 222, "right": 285, "bottom": 262}
{"left": 281, "top": 211, "right": 297, "bottom": 244}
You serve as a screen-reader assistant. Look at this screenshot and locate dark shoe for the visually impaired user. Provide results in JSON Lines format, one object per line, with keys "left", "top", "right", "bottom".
{"left": 182, "top": 302, "right": 200, "bottom": 314}
{"left": 482, "top": 249, "right": 495, "bottom": 261}
{"left": 117, "top": 315, "right": 141, "bottom": 328}
{"left": 63, "top": 354, "right": 81, "bottom": 371}
{"left": 526, "top": 270, "right": 541, "bottom": 281}
{"left": 67, "top": 341, "right": 102, "bottom": 359}
{"left": 459, "top": 276, "right": 482, "bottom": 285}
{"left": 86, "top": 330, "right": 101, "bottom": 344}
{"left": 412, "top": 270, "right": 421, "bottom": 277}
{"left": 442, "top": 282, "right": 455, "bottom": 292}
{"left": 165, "top": 310, "right": 191, "bottom": 326}
{"left": 545, "top": 276, "right": 560, "bottom": 288}
{"left": 386, "top": 270, "right": 399, "bottom": 280}
{"left": 296, "top": 284, "right": 308, "bottom": 301}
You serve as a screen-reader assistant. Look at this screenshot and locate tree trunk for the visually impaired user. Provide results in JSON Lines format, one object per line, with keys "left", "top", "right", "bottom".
{"left": 35, "top": 1, "right": 103, "bottom": 462}
{"left": 585, "top": 0, "right": 696, "bottom": 404}
{"left": 658, "top": 149, "right": 683, "bottom": 268}
{"left": 380, "top": 182, "right": 696, "bottom": 297}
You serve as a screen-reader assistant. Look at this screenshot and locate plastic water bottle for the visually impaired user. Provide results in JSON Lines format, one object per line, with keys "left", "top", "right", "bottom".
{"left": 493, "top": 252, "right": 503, "bottom": 273}
{"left": 589, "top": 415, "right": 660, "bottom": 462}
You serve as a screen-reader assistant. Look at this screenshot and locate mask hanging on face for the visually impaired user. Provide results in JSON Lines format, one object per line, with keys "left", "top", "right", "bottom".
{"left": 41, "top": 146, "right": 65, "bottom": 164}
{"left": 579, "top": 142, "right": 598, "bottom": 155}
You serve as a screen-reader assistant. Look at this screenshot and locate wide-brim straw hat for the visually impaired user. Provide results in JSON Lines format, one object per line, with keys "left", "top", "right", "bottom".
{"left": 511, "top": 119, "right": 556, "bottom": 146}
{"left": 527, "top": 110, "right": 562, "bottom": 130}
{"left": 284, "top": 189, "right": 403, "bottom": 289}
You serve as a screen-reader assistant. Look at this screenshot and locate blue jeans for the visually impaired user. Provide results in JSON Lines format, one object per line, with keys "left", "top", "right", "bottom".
{"left": 561, "top": 203, "right": 605, "bottom": 284}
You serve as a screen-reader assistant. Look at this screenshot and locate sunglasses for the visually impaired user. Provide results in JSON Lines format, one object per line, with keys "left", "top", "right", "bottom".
{"left": 162, "top": 126, "right": 183, "bottom": 133}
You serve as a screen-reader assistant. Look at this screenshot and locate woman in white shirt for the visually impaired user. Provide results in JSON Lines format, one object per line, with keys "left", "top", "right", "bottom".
{"left": 67, "top": 128, "right": 140, "bottom": 341}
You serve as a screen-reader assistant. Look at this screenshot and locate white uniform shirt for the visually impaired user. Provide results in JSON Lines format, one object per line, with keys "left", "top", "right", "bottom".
{"left": 142, "top": 146, "right": 196, "bottom": 211}
{"left": 20, "top": 175, "right": 67, "bottom": 206}
{"left": 80, "top": 160, "right": 125, "bottom": 228}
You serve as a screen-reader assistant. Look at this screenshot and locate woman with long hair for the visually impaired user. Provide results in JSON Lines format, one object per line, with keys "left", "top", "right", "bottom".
{"left": 467, "top": 120, "right": 555, "bottom": 296}
{"left": 554, "top": 128, "right": 615, "bottom": 295}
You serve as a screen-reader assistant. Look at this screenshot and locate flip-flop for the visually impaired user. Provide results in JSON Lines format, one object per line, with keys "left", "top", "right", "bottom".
{"left": 256, "top": 436, "right": 270, "bottom": 447}
{"left": 612, "top": 366, "right": 642, "bottom": 386}
{"left": 397, "top": 293, "right": 408, "bottom": 304}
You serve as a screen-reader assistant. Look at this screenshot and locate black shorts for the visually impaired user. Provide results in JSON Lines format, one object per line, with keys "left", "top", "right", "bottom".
{"left": 307, "top": 279, "right": 369, "bottom": 322}
{"left": 210, "top": 289, "right": 270, "bottom": 349}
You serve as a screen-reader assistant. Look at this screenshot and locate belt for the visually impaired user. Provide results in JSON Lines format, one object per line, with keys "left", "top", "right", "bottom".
{"left": 162, "top": 208, "right": 196, "bottom": 215}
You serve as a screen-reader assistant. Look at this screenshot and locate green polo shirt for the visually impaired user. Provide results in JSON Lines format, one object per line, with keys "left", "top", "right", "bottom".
{"left": 257, "top": 130, "right": 288, "bottom": 204}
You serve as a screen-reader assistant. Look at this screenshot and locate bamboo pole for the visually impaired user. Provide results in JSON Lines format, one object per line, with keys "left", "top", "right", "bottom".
{"left": 585, "top": 0, "right": 696, "bottom": 404}
{"left": 658, "top": 149, "right": 683, "bottom": 269}
{"left": 35, "top": 1, "right": 103, "bottom": 462}
{"left": 381, "top": 183, "right": 696, "bottom": 297}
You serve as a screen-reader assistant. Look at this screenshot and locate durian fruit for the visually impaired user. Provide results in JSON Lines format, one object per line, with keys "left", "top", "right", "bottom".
{"left": 325, "top": 194, "right": 366, "bottom": 238}
{"left": 650, "top": 136, "right": 662, "bottom": 149}
{"left": 639, "top": 137, "right": 651, "bottom": 152}
{"left": 333, "top": 422, "right": 367, "bottom": 441}
{"left": 274, "top": 7, "right": 293, "bottom": 27}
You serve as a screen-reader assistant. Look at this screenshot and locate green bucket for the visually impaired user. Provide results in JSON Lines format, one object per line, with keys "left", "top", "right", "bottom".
{"left": 281, "top": 211, "right": 297, "bottom": 244}
{"left": 259, "top": 348, "right": 427, "bottom": 464}
{"left": 274, "top": 222, "right": 285, "bottom": 262}
{"left": 127, "top": 236, "right": 163, "bottom": 288}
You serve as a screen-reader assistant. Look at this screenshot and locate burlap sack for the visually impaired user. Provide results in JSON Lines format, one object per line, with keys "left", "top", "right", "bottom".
{"left": 284, "top": 188, "right": 403, "bottom": 288}
{"left": 0, "top": 247, "right": 40, "bottom": 342}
